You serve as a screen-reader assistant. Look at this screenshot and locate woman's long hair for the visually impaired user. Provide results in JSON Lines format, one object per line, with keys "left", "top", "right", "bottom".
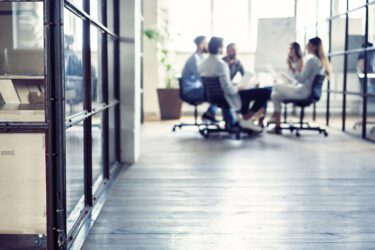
{"left": 308, "top": 37, "right": 331, "bottom": 77}
{"left": 291, "top": 42, "right": 302, "bottom": 59}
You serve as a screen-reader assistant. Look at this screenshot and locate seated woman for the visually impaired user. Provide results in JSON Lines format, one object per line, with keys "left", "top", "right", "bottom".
{"left": 200, "top": 36, "right": 271, "bottom": 132}
{"left": 269, "top": 37, "right": 331, "bottom": 134}
{"left": 287, "top": 42, "right": 303, "bottom": 75}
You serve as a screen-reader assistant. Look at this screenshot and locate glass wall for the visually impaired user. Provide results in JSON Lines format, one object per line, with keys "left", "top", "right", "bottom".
{"left": 296, "top": 0, "right": 375, "bottom": 141}
{"left": 1, "top": 0, "right": 121, "bottom": 248}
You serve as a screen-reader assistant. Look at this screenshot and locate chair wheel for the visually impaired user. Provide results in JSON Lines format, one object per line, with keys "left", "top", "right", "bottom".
{"left": 235, "top": 132, "right": 241, "bottom": 140}
{"left": 295, "top": 131, "right": 300, "bottom": 137}
{"left": 324, "top": 131, "right": 328, "bottom": 137}
{"left": 199, "top": 129, "right": 209, "bottom": 139}
{"left": 172, "top": 127, "right": 176, "bottom": 132}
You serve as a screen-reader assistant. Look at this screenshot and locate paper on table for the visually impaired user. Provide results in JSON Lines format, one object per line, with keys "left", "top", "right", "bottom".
{"left": 238, "top": 71, "right": 257, "bottom": 89}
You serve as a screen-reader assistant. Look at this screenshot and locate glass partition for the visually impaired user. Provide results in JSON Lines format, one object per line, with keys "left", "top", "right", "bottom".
{"left": 0, "top": 2, "right": 45, "bottom": 122}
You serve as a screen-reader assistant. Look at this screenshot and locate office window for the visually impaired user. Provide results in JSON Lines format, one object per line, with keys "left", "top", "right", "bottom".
{"left": 317, "top": 0, "right": 330, "bottom": 23}
{"left": 91, "top": 26, "right": 103, "bottom": 107}
{"left": 348, "top": 0, "right": 366, "bottom": 11}
{"left": 212, "top": 0, "right": 250, "bottom": 51}
{"left": 64, "top": 9, "right": 84, "bottom": 117}
{"left": 331, "top": 15, "right": 346, "bottom": 52}
{"left": 348, "top": 8, "right": 366, "bottom": 51}
{"left": 12, "top": 2, "right": 43, "bottom": 50}
{"left": 169, "top": 0, "right": 294, "bottom": 52}
{"left": 0, "top": 2, "right": 45, "bottom": 122}
{"left": 370, "top": 3, "right": 375, "bottom": 43}
{"left": 169, "top": 0, "right": 210, "bottom": 52}
{"left": 92, "top": 112, "right": 103, "bottom": 183}
{"left": 332, "top": 0, "right": 347, "bottom": 16}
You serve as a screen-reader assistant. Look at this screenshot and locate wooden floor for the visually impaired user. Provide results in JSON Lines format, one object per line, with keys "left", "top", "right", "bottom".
{"left": 83, "top": 121, "right": 375, "bottom": 249}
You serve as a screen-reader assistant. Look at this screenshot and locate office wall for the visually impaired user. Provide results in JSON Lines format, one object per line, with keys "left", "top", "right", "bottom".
{"left": 120, "top": 0, "right": 142, "bottom": 163}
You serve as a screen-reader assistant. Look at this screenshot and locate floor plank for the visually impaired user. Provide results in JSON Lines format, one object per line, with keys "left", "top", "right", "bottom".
{"left": 83, "top": 121, "right": 375, "bottom": 249}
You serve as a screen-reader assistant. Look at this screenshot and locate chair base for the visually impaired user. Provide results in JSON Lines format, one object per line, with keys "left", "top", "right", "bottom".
{"left": 198, "top": 123, "right": 257, "bottom": 140}
{"left": 172, "top": 121, "right": 218, "bottom": 132}
{"left": 279, "top": 122, "right": 328, "bottom": 137}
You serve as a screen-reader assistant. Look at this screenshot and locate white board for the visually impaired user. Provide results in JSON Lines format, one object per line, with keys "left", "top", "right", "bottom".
{"left": 255, "top": 17, "right": 296, "bottom": 72}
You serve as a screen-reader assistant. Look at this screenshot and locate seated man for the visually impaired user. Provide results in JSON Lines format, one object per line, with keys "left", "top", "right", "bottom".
{"left": 199, "top": 37, "right": 271, "bottom": 131}
{"left": 223, "top": 43, "right": 245, "bottom": 80}
{"left": 181, "top": 35, "right": 218, "bottom": 122}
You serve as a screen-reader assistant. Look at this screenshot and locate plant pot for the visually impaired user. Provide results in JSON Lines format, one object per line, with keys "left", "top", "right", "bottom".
{"left": 157, "top": 88, "right": 182, "bottom": 120}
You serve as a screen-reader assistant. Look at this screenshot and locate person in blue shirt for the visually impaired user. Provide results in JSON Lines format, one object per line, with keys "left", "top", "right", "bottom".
{"left": 181, "top": 36, "right": 218, "bottom": 122}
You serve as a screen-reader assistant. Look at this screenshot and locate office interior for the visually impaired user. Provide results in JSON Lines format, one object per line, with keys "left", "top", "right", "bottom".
{"left": 0, "top": 0, "right": 374, "bottom": 249}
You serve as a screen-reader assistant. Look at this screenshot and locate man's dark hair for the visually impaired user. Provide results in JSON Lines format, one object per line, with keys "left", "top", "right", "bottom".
{"left": 226, "top": 43, "right": 236, "bottom": 50}
{"left": 194, "top": 36, "right": 206, "bottom": 47}
{"left": 208, "top": 37, "right": 224, "bottom": 54}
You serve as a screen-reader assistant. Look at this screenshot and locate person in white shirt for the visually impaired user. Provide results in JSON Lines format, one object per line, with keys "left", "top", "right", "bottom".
{"left": 181, "top": 36, "right": 218, "bottom": 122}
{"left": 269, "top": 37, "right": 331, "bottom": 134}
{"left": 199, "top": 37, "right": 271, "bottom": 131}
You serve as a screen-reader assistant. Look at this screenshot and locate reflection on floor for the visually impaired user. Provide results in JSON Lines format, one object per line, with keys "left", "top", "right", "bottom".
{"left": 83, "top": 121, "right": 375, "bottom": 249}
{"left": 66, "top": 119, "right": 103, "bottom": 219}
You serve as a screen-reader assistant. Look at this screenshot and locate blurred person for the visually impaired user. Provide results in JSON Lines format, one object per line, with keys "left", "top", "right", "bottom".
{"left": 181, "top": 35, "right": 218, "bottom": 122}
{"left": 200, "top": 37, "right": 271, "bottom": 131}
{"left": 269, "top": 37, "right": 331, "bottom": 134}
{"left": 222, "top": 43, "right": 245, "bottom": 80}
{"left": 287, "top": 42, "right": 303, "bottom": 75}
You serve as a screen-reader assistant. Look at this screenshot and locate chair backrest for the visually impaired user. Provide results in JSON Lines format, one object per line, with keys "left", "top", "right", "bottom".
{"left": 201, "top": 77, "right": 230, "bottom": 109}
{"left": 178, "top": 77, "right": 205, "bottom": 105}
{"left": 310, "top": 74, "right": 325, "bottom": 102}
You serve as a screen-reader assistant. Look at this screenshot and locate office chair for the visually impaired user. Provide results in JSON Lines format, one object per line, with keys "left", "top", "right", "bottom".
{"left": 273, "top": 74, "right": 328, "bottom": 137}
{"left": 198, "top": 77, "right": 253, "bottom": 139}
{"left": 172, "top": 78, "right": 213, "bottom": 132}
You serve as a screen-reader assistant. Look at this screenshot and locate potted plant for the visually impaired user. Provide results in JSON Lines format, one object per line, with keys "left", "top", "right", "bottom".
{"left": 144, "top": 26, "right": 182, "bottom": 120}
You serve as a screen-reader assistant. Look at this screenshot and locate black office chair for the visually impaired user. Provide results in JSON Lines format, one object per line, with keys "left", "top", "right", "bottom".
{"left": 198, "top": 77, "right": 253, "bottom": 139}
{"left": 277, "top": 74, "right": 328, "bottom": 137}
{"left": 172, "top": 78, "right": 211, "bottom": 132}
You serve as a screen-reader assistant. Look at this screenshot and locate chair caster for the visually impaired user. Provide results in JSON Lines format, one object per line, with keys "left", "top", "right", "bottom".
{"left": 323, "top": 131, "right": 328, "bottom": 137}
{"left": 199, "top": 129, "right": 209, "bottom": 139}
{"left": 172, "top": 126, "right": 177, "bottom": 132}
{"left": 235, "top": 132, "right": 241, "bottom": 140}
{"left": 295, "top": 131, "right": 301, "bottom": 137}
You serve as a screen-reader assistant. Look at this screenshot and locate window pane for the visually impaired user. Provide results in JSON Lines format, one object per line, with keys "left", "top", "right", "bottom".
{"left": 90, "top": 0, "right": 101, "bottom": 23}
{"left": 64, "top": 9, "right": 84, "bottom": 117}
{"left": 317, "top": 22, "right": 329, "bottom": 52}
{"left": 369, "top": 3, "right": 375, "bottom": 44}
{"left": 330, "top": 55, "right": 345, "bottom": 129}
{"left": 109, "top": 107, "right": 116, "bottom": 165}
{"left": 331, "top": 16, "right": 346, "bottom": 52}
{"left": 349, "top": 0, "right": 366, "bottom": 11}
{"left": 332, "top": 0, "right": 347, "bottom": 16}
{"left": 367, "top": 94, "right": 375, "bottom": 141}
{"left": 169, "top": 0, "right": 210, "bottom": 52}
{"left": 91, "top": 26, "right": 103, "bottom": 107}
{"left": 108, "top": 37, "right": 115, "bottom": 101}
{"left": 66, "top": 123, "right": 84, "bottom": 224}
{"left": 213, "top": 0, "right": 250, "bottom": 51}
{"left": 348, "top": 8, "right": 366, "bottom": 51}
{"left": 346, "top": 93, "right": 363, "bottom": 137}
{"left": 107, "top": 0, "right": 115, "bottom": 31}
{"left": 92, "top": 111, "right": 103, "bottom": 183}
{"left": 67, "top": 0, "right": 83, "bottom": 9}
{"left": 347, "top": 52, "right": 365, "bottom": 93}
{"left": 317, "top": 0, "right": 330, "bottom": 22}
{"left": 0, "top": 2, "right": 45, "bottom": 122}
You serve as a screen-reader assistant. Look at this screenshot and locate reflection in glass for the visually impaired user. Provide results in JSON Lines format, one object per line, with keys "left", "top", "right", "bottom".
{"left": 92, "top": 112, "right": 103, "bottom": 183}
{"left": 0, "top": 2, "right": 45, "bottom": 122}
{"left": 66, "top": 124, "right": 84, "bottom": 220}
{"left": 348, "top": 8, "right": 366, "bottom": 51}
{"left": 64, "top": 9, "right": 84, "bottom": 117}
{"left": 346, "top": 94, "right": 363, "bottom": 137}
{"left": 367, "top": 96, "right": 375, "bottom": 141}
{"left": 329, "top": 55, "right": 344, "bottom": 129}
{"left": 90, "top": 0, "right": 101, "bottom": 22}
{"left": 108, "top": 37, "right": 115, "bottom": 101}
{"left": 109, "top": 107, "right": 116, "bottom": 165}
{"left": 91, "top": 26, "right": 103, "bottom": 107}
{"left": 370, "top": 4, "right": 375, "bottom": 44}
